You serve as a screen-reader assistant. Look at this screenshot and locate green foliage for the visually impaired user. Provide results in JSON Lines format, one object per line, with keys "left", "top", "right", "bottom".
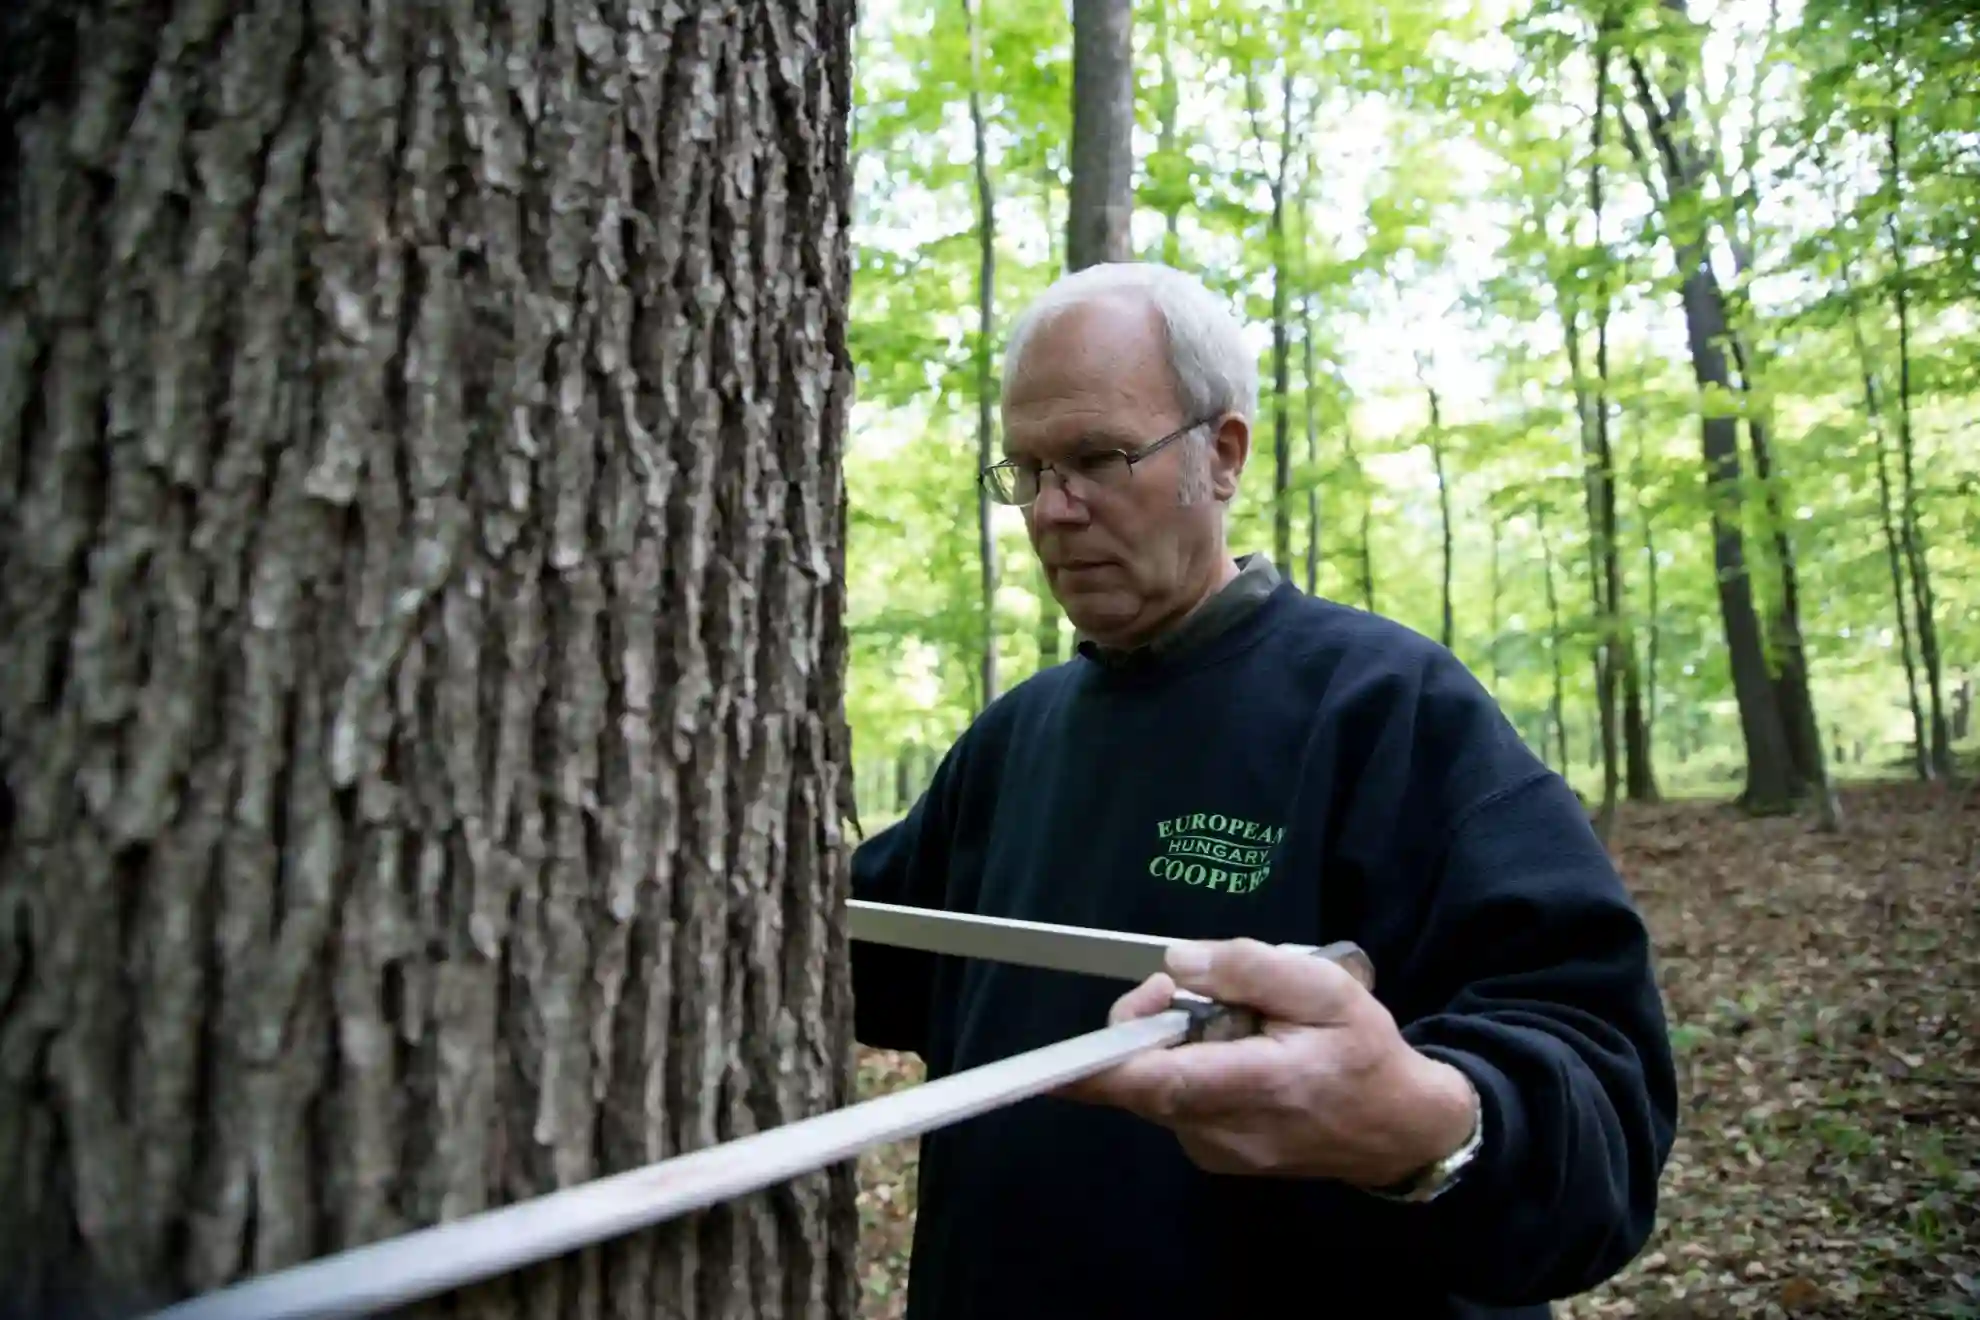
{"left": 843, "top": 0, "right": 1977, "bottom": 814}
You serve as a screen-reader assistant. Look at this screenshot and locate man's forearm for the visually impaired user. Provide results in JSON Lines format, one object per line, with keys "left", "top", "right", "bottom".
{"left": 1395, "top": 1008, "right": 1675, "bottom": 1305}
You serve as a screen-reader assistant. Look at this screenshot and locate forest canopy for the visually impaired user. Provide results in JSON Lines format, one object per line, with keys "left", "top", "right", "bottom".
{"left": 839, "top": 0, "right": 1976, "bottom": 823}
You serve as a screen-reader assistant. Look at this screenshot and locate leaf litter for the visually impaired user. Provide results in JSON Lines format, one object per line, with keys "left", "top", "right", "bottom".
{"left": 851, "top": 780, "right": 1979, "bottom": 1319}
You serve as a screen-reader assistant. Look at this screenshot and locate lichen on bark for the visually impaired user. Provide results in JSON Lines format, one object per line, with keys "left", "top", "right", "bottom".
{"left": 0, "top": 3, "right": 862, "bottom": 1317}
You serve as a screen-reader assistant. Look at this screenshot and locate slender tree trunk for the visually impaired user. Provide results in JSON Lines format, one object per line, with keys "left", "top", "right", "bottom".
{"left": 1302, "top": 301, "right": 1321, "bottom": 595}
{"left": 1036, "top": 175, "right": 1064, "bottom": 669}
{"left": 1417, "top": 368, "right": 1454, "bottom": 651}
{"left": 1883, "top": 112, "right": 1950, "bottom": 778}
{"left": 1620, "top": 628, "right": 1654, "bottom": 799}
{"left": 1636, "top": 432, "right": 1663, "bottom": 773}
{"left": 1539, "top": 505, "right": 1570, "bottom": 772}
{"left": 1642, "top": 541, "right": 1660, "bottom": 762}
{"left": 1564, "top": 304, "right": 1619, "bottom": 834}
{"left": 1333, "top": 384, "right": 1376, "bottom": 612}
{"left": 1846, "top": 282, "right": 1929, "bottom": 778}
{"left": 1433, "top": 440, "right": 1452, "bottom": 651}
{"left": 1268, "top": 88, "right": 1293, "bottom": 575}
{"left": 1360, "top": 507, "right": 1377, "bottom": 614}
{"left": 1489, "top": 524, "right": 1503, "bottom": 695}
{"left": 1626, "top": 39, "right": 1799, "bottom": 812}
{"left": 1068, "top": 0, "right": 1135, "bottom": 270}
{"left": 1620, "top": 417, "right": 1658, "bottom": 800}
{"left": 967, "top": 0, "right": 999, "bottom": 711}
{"left": 1585, "top": 14, "right": 1622, "bottom": 836}
{"left": 0, "top": 4, "right": 862, "bottom": 1316}
{"left": 1152, "top": 0, "right": 1182, "bottom": 264}
{"left": 1244, "top": 66, "right": 1298, "bottom": 575}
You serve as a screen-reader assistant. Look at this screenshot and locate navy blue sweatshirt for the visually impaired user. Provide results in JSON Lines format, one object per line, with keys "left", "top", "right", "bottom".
{"left": 850, "top": 573, "right": 1677, "bottom": 1320}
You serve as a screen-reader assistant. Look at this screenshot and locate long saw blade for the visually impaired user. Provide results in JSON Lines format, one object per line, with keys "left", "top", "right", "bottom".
{"left": 847, "top": 899, "right": 1376, "bottom": 1004}
{"left": 147, "top": 907, "right": 1371, "bottom": 1320}
{"left": 146, "top": 1010, "right": 1196, "bottom": 1320}
{"left": 846, "top": 898, "right": 1185, "bottom": 982}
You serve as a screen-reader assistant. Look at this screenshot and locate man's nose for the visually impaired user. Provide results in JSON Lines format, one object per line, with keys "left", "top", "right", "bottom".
{"left": 1028, "top": 478, "right": 1088, "bottom": 530}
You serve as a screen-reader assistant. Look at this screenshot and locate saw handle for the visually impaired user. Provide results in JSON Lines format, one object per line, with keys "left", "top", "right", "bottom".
{"left": 1170, "top": 940, "right": 1377, "bottom": 1044}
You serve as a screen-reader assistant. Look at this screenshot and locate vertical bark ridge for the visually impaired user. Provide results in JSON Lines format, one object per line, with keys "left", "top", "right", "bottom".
{"left": 0, "top": 2, "right": 860, "bottom": 1318}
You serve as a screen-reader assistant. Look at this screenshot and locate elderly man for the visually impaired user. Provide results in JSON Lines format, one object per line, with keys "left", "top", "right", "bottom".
{"left": 849, "top": 262, "right": 1676, "bottom": 1320}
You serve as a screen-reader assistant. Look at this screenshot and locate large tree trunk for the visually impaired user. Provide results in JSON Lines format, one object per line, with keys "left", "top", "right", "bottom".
{"left": 0, "top": 4, "right": 861, "bottom": 1317}
{"left": 1731, "top": 348, "right": 1839, "bottom": 827}
{"left": 1067, "top": 0, "right": 1135, "bottom": 269}
{"left": 1718, "top": 232, "right": 1834, "bottom": 820}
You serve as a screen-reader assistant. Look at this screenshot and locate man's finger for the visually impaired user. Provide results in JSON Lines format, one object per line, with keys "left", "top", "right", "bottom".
{"left": 1054, "top": 1046, "right": 1178, "bottom": 1110}
{"left": 1106, "top": 972, "right": 1177, "bottom": 1025}
{"left": 1162, "top": 938, "right": 1366, "bottom": 1027}
{"left": 1054, "top": 974, "right": 1176, "bottom": 1106}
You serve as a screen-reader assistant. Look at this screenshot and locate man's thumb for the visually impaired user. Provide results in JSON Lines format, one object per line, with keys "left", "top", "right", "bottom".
{"left": 1161, "top": 937, "right": 1366, "bottom": 1026}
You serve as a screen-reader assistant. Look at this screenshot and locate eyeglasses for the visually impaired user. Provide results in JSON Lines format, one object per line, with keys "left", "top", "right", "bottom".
{"left": 979, "top": 417, "right": 1216, "bottom": 508}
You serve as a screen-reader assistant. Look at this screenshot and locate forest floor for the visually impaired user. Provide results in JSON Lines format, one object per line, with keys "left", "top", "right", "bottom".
{"left": 848, "top": 778, "right": 1980, "bottom": 1319}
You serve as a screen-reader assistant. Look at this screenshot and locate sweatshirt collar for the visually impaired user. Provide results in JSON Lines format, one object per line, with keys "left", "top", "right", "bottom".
{"left": 1075, "top": 553, "right": 1283, "bottom": 669}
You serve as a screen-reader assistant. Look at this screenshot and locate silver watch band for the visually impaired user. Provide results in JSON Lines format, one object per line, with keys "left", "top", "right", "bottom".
{"left": 1365, "top": 1069, "right": 1484, "bottom": 1204}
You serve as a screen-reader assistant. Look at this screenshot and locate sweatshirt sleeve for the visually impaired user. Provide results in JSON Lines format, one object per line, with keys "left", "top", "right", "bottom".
{"left": 848, "top": 748, "right": 962, "bottom": 1058}
{"left": 1388, "top": 765, "right": 1679, "bottom": 1304}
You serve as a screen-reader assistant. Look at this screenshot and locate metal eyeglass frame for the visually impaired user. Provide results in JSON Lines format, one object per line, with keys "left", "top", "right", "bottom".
{"left": 979, "top": 415, "right": 1218, "bottom": 508}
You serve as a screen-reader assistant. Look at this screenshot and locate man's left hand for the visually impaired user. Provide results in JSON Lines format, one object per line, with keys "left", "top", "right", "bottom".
{"left": 1058, "top": 938, "right": 1479, "bottom": 1190}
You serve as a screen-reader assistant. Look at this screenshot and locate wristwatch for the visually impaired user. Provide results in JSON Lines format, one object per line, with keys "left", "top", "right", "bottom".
{"left": 1366, "top": 1069, "right": 1484, "bottom": 1204}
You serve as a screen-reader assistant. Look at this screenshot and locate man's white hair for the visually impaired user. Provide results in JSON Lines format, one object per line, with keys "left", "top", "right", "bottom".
{"left": 1000, "top": 262, "right": 1259, "bottom": 428}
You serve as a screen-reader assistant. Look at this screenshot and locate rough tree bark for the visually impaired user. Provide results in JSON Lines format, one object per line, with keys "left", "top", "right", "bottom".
{"left": 1067, "top": 0, "right": 1135, "bottom": 270}
{"left": 0, "top": 4, "right": 861, "bottom": 1318}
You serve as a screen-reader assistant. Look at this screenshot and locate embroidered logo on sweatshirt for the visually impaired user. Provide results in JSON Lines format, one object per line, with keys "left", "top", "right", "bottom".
{"left": 1146, "top": 812, "right": 1283, "bottom": 895}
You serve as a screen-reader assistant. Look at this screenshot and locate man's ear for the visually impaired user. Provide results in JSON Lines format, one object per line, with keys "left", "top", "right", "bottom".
{"left": 1209, "top": 414, "right": 1250, "bottom": 502}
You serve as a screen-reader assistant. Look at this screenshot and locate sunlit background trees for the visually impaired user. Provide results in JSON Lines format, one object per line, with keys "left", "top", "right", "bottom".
{"left": 841, "top": 0, "right": 1975, "bottom": 830}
